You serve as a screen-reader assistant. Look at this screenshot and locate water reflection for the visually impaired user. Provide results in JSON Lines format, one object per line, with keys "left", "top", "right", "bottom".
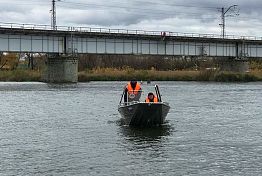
{"left": 118, "top": 123, "right": 174, "bottom": 160}
{"left": 47, "top": 83, "right": 79, "bottom": 90}
{"left": 0, "top": 82, "right": 80, "bottom": 91}
{"left": 119, "top": 122, "right": 173, "bottom": 142}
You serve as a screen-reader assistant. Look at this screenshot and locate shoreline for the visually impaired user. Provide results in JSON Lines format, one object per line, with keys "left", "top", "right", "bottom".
{"left": 0, "top": 69, "right": 262, "bottom": 82}
{"left": 78, "top": 68, "right": 262, "bottom": 82}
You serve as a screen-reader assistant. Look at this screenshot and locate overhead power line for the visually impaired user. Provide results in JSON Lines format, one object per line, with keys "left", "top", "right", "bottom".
{"left": 57, "top": 1, "right": 217, "bottom": 18}
{"left": 2, "top": 0, "right": 254, "bottom": 27}
{"left": 0, "top": 0, "right": 234, "bottom": 21}
{"left": 0, "top": 0, "right": 218, "bottom": 10}
{"left": 219, "top": 5, "right": 239, "bottom": 38}
{"left": 57, "top": 5, "right": 219, "bottom": 21}
{"left": 59, "top": 1, "right": 215, "bottom": 12}
{"left": 62, "top": 0, "right": 218, "bottom": 9}
{"left": 51, "top": 0, "right": 62, "bottom": 30}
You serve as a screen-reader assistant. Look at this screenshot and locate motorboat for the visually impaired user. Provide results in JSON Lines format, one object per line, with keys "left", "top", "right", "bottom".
{"left": 118, "top": 85, "right": 170, "bottom": 126}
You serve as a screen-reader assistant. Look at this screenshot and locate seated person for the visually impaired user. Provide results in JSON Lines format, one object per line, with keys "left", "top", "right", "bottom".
{"left": 145, "top": 92, "right": 158, "bottom": 103}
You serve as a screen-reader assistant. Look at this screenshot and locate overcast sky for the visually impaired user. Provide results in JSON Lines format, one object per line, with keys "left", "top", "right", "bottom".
{"left": 0, "top": 0, "right": 261, "bottom": 37}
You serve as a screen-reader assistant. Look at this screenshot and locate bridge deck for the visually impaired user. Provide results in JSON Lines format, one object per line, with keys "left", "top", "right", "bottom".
{"left": 0, "top": 24, "right": 262, "bottom": 57}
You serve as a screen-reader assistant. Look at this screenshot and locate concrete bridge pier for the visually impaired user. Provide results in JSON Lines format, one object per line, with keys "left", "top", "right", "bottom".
{"left": 43, "top": 55, "right": 78, "bottom": 83}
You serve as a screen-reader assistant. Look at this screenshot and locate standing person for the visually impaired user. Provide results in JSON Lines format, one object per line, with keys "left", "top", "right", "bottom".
{"left": 124, "top": 80, "right": 142, "bottom": 102}
{"left": 145, "top": 92, "right": 158, "bottom": 103}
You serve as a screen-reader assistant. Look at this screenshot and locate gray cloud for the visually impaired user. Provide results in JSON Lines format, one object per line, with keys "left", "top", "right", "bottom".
{"left": 0, "top": 0, "right": 261, "bottom": 37}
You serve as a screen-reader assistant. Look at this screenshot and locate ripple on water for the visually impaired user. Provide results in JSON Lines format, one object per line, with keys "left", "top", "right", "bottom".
{"left": 0, "top": 81, "right": 261, "bottom": 175}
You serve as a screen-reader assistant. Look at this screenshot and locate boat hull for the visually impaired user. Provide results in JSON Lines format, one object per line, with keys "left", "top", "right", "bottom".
{"left": 118, "top": 102, "right": 170, "bottom": 126}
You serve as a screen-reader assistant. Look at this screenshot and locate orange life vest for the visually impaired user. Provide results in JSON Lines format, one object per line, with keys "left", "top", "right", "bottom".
{"left": 127, "top": 82, "right": 141, "bottom": 95}
{"left": 145, "top": 96, "right": 158, "bottom": 103}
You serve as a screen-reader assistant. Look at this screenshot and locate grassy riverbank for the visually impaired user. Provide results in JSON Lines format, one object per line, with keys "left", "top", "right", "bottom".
{"left": 78, "top": 68, "right": 199, "bottom": 81}
{"left": 78, "top": 68, "right": 262, "bottom": 82}
{"left": 0, "top": 70, "right": 41, "bottom": 82}
{"left": 1, "top": 68, "right": 262, "bottom": 82}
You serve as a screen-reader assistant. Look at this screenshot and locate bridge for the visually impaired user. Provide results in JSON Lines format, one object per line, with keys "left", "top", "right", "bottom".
{"left": 1, "top": 23, "right": 262, "bottom": 82}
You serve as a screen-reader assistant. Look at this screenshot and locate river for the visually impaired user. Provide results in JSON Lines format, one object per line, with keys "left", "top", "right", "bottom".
{"left": 0, "top": 81, "right": 261, "bottom": 176}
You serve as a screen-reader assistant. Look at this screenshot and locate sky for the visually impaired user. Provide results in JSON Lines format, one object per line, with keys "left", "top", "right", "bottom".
{"left": 0, "top": 0, "right": 261, "bottom": 37}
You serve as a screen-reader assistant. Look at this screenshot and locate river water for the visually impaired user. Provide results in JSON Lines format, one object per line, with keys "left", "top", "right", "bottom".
{"left": 0, "top": 81, "right": 261, "bottom": 176}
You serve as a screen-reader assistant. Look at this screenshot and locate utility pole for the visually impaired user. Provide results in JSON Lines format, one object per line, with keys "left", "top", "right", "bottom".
{"left": 51, "top": 0, "right": 60, "bottom": 30}
{"left": 221, "top": 7, "right": 225, "bottom": 38}
{"left": 219, "top": 5, "right": 239, "bottom": 38}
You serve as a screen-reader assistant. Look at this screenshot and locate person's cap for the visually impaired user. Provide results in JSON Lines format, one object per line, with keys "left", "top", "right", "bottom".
{"left": 130, "top": 80, "right": 137, "bottom": 84}
{"left": 148, "top": 92, "right": 154, "bottom": 96}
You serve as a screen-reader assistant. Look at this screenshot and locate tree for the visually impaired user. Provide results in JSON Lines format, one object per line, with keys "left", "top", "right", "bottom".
{"left": 0, "top": 53, "right": 19, "bottom": 70}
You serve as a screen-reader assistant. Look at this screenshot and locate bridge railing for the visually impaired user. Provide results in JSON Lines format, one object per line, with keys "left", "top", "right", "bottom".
{"left": 1, "top": 22, "right": 262, "bottom": 41}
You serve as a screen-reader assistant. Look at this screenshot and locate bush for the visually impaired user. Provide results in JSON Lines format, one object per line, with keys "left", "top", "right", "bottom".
{"left": 0, "top": 70, "right": 41, "bottom": 81}
{"left": 214, "top": 72, "right": 259, "bottom": 82}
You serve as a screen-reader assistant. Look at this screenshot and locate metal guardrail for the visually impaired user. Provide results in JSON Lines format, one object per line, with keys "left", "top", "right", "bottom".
{"left": 0, "top": 22, "right": 262, "bottom": 41}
